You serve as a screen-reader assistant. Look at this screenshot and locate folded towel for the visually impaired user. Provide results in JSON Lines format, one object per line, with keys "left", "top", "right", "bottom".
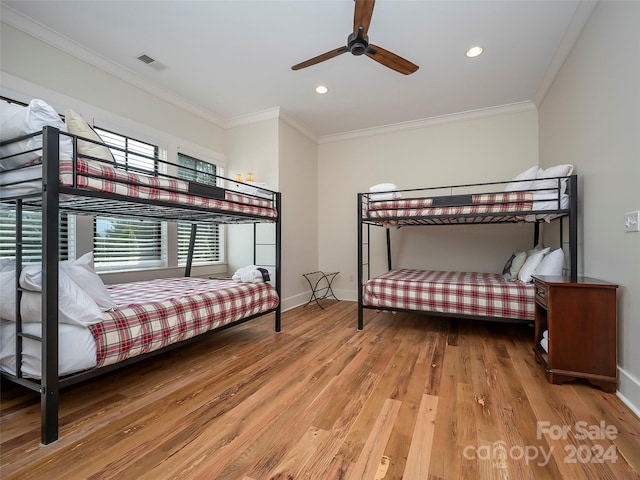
{"left": 232, "top": 265, "right": 270, "bottom": 283}
{"left": 232, "top": 182, "right": 273, "bottom": 199}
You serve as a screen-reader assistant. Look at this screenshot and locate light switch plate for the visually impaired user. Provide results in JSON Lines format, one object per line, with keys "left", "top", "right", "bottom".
{"left": 625, "top": 211, "right": 640, "bottom": 232}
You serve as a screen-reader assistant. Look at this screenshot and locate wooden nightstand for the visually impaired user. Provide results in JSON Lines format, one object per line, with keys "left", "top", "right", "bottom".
{"left": 532, "top": 275, "right": 618, "bottom": 393}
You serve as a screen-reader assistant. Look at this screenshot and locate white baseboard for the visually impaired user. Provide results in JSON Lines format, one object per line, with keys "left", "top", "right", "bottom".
{"left": 333, "top": 288, "right": 357, "bottom": 303}
{"left": 280, "top": 291, "right": 311, "bottom": 312}
{"left": 617, "top": 366, "right": 640, "bottom": 419}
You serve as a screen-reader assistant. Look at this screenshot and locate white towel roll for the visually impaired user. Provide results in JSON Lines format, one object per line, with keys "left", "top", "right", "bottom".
{"left": 540, "top": 338, "right": 549, "bottom": 353}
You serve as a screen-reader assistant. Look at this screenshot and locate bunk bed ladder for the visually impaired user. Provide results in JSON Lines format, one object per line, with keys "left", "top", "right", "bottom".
{"left": 184, "top": 224, "right": 197, "bottom": 277}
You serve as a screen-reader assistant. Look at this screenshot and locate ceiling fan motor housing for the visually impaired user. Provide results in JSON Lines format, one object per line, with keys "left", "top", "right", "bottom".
{"left": 348, "top": 27, "right": 369, "bottom": 56}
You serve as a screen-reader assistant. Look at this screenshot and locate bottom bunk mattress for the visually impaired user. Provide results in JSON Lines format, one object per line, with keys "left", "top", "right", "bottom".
{"left": 362, "top": 269, "right": 534, "bottom": 321}
{"left": 0, "top": 277, "right": 279, "bottom": 378}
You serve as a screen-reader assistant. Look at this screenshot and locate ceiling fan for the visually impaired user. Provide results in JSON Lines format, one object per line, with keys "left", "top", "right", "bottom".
{"left": 291, "top": 0, "right": 419, "bottom": 75}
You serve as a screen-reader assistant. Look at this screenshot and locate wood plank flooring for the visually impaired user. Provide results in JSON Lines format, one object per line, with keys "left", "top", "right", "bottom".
{"left": 2, "top": 301, "right": 639, "bottom": 479}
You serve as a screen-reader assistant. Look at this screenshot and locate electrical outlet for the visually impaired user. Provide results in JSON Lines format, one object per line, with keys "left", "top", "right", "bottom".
{"left": 624, "top": 211, "right": 640, "bottom": 233}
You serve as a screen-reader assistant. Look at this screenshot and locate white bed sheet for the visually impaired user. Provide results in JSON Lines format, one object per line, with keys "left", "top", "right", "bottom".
{"left": 532, "top": 192, "right": 569, "bottom": 211}
{"left": 0, "top": 320, "right": 97, "bottom": 378}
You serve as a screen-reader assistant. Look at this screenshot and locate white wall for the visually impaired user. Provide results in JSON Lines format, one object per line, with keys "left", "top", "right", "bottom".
{"left": 317, "top": 108, "right": 540, "bottom": 300}
{"left": 225, "top": 119, "right": 279, "bottom": 279}
{"left": 538, "top": 1, "right": 640, "bottom": 412}
{"left": 278, "top": 120, "right": 319, "bottom": 310}
{"left": 0, "top": 24, "right": 225, "bottom": 152}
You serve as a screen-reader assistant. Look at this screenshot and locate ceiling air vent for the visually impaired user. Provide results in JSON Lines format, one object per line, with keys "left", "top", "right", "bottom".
{"left": 137, "top": 54, "right": 155, "bottom": 64}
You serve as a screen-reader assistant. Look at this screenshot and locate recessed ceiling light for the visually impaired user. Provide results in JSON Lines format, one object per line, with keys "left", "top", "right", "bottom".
{"left": 315, "top": 85, "right": 329, "bottom": 94}
{"left": 466, "top": 46, "right": 484, "bottom": 58}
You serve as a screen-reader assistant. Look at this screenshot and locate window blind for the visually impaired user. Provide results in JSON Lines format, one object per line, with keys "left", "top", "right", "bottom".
{"left": 176, "top": 153, "right": 223, "bottom": 266}
{"left": 92, "top": 127, "right": 164, "bottom": 271}
{"left": 0, "top": 208, "right": 69, "bottom": 263}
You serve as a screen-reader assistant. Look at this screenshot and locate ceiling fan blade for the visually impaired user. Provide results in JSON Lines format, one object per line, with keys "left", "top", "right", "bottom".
{"left": 365, "top": 44, "right": 419, "bottom": 75}
{"left": 291, "top": 46, "right": 349, "bottom": 71}
{"left": 354, "top": 0, "right": 375, "bottom": 37}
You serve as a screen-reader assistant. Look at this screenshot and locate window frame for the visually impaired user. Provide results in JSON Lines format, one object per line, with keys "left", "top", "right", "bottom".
{"left": 91, "top": 126, "right": 166, "bottom": 273}
{"left": 176, "top": 151, "right": 225, "bottom": 267}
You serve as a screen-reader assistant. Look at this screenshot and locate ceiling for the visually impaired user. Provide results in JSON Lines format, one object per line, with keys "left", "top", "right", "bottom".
{"left": 1, "top": 1, "right": 595, "bottom": 140}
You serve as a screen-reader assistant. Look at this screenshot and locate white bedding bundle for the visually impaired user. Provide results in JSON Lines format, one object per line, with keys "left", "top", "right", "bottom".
{"left": 540, "top": 330, "right": 549, "bottom": 353}
{"left": 232, "top": 265, "right": 270, "bottom": 283}
{"left": 369, "top": 182, "right": 402, "bottom": 201}
{"left": 0, "top": 252, "right": 115, "bottom": 378}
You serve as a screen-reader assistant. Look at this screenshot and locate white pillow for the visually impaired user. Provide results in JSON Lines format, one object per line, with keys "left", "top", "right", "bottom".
{"left": 504, "top": 166, "right": 541, "bottom": 192}
{"left": 65, "top": 109, "right": 115, "bottom": 163}
{"left": 369, "top": 183, "right": 401, "bottom": 201}
{"left": 60, "top": 252, "right": 116, "bottom": 311}
{"left": 518, "top": 247, "right": 550, "bottom": 283}
{"left": 0, "top": 99, "right": 73, "bottom": 170}
{"left": 369, "top": 183, "right": 398, "bottom": 193}
{"left": 8, "top": 266, "right": 104, "bottom": 326}
{"left": 534, "top": 248, "right": 565, "bottom": 276}
{"left": 532, "top": 164, "right": 574, "bottom": 193}
{"left": 0, "top": 258, "right": 16, "bottom": 272}
{"left": 0, "top": 100, "right": 24, "bottom": 124}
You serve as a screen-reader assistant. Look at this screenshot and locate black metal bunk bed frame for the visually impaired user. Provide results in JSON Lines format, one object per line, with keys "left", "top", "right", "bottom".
{"left": 357, "top": 175, "right": 578, "bottom": 330}
{"left": 1, "top": 126, "right": 282, "bottom": 445}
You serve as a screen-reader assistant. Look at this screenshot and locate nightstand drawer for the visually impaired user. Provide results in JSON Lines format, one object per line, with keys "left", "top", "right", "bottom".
{"left": 534, "top": 280, "right": 548, "bottom": 307}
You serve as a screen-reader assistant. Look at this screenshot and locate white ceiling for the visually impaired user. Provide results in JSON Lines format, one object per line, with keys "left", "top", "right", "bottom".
{"left": 1, "top": 0, "right": 596, "bottom": 139}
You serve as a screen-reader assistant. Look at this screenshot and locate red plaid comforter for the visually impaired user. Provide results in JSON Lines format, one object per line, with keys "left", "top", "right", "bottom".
{"left": 89, "top": 278, "right": 279, "bottom": 367}
{"left": 362, "top": 269, "right": 534, "bottom": 321}
{"left": 366, "top": 192, "right": 533, "bottom": 223}
{"left": 58, "top": 157, "right": 277, "bottom": 218}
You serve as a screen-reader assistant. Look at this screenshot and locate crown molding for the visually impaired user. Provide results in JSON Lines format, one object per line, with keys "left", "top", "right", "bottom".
{"left": 224, "top": 107, "right": 280, "bottom": 128}
{"left": 533, "top": 0, "right": 598, "bottom": 107}
{"left": 225, "top": 107, "right": 318, "bottom": 143}
{"left": 1, "top": 4, "right": 226, "bottom": 128}
{"left": 277, "top": 111, "right": 318, "bottom": 143}
{"left": 318, "top": 101, "right": 537, "bottom": 144}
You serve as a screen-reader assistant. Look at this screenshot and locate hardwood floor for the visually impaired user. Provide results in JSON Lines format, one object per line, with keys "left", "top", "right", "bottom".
{"left": 2, "top": 301, "right": 639, "bottom": 479}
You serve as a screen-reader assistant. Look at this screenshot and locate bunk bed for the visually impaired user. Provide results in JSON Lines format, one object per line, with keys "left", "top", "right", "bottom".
{"left": 0, "top": 108, "right": 282, "bottom": 444}
{"left": 357, "top": 170, "right": 577, "bottom": 330}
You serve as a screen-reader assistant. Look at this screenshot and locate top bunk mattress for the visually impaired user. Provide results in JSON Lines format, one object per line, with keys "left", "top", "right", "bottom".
{"left": 360, "top": 168, "right": 575, "bottom": 226}
{"left": 0, "top": 157, "right": 278, "bottom": 222}
{"left": 0, "top": 116, "right": 278, "bottom": 222}
{"left": 363, "top": 191, "right": 570, "bottom": 225}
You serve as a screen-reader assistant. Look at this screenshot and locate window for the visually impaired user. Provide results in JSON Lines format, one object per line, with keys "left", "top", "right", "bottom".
{"left": 176, "top": 153, "right": 223, "bottom": 265}
{"left": 92, "top": 127, "right": 164, "bottom": 271}
{"left": 96, "top": 127, "right": 157, "bottom": 175}
{"left": 0, "top": 208, "right": 70, "bottom": 263}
